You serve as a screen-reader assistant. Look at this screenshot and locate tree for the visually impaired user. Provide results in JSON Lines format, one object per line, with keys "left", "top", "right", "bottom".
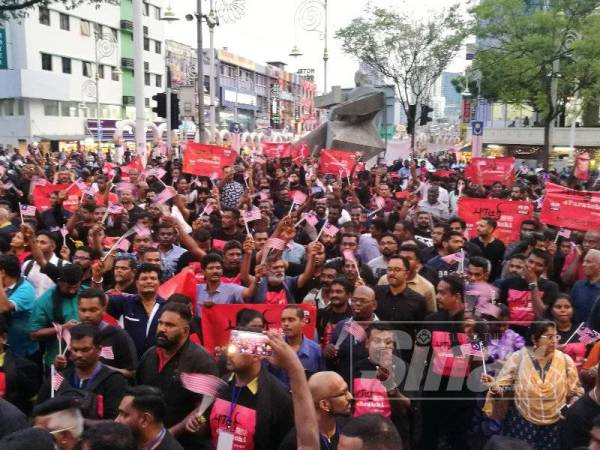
{"left": 472, "top": 0, "right": 600, "bottom": 169}
{"left": 0, "top": 0, "right": 116, "bottom": 20}
{"left": 335, "top": 5, "right": 469, "bottom": 153}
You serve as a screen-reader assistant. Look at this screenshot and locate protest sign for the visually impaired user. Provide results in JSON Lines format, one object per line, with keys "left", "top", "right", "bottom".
{"left": 464, "top": 157, "right": 516, "bottom": 186}
{"left": 32, "top": 183, "right": 81, "bottom": 212}
{"left": 540, "top": 182, "right": 600, "bottom": 231}
{"left": 458, "top": 198, "right": 533, "bottom": 243}
{"left": 261, "top": 142, "right": 292, "bottom": 158}
{"left": 201, "top": 304, "right": 316, "bottom": 354}
{"left": 182, "top": 142, "right": 237, "bottom": 177}
{"left": 319, "top": 149, "right": 360, "bottom": 177}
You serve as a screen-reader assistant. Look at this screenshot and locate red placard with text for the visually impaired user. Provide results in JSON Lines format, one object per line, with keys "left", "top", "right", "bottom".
{"left": 182, "top": 142, "right": 237, "bottom": 177}
{"left": 200, "top": 304, "right": 316, "bottom": 354}
{"left": 31, "top": 183, "right": 82, "bottom": 212}
{"left": 464, "top": 157, "right": 516, "bottom": 186}
{"left": 261, "top": 142, "right": 292, "bottom": 158}
{"left": 319, "top": 149, "right": 360, "bottom": 177}
{"left": 540, "top": 182, "right": 600, "bottom": 232}
{"left": 458, "top": 197, "right": 533, "bottom": 243}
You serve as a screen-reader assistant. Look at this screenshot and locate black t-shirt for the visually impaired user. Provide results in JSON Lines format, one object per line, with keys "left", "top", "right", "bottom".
{"left": 469, "top": 238, "right": 506, "bottom": 281}
{"left": 374, "top": 286, "right": 427, "bottom": 335}
{"left": 317, "top": 305, "right": 352, "bottom": 347}
{"left": 211, "top": 228, "right": 246, "bottom": 244}
{"left": 562, "top": 393, "right": 600, "bottom": 450}
{"left": 98, "top": 324, "right": 138, "bottom": 371}
{"left": 497, "top": 277, "right": 559, "bottom": 313}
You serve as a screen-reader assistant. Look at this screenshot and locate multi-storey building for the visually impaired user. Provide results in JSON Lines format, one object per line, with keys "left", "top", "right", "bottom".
{"left": 0, "top": 1, "right": 166, "bottom": 150}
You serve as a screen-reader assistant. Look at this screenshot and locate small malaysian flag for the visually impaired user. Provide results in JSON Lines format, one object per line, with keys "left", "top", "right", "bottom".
{"left": 20, "top": 204, "right": 37, "bottom": 217}
{"left": 576, "top": 327, "right": 600, "bottom": 345}
{"left": 243, "top": 207, "right": 262, "bottom": 223}
{"left": 441, "top": 252, "right": 464, "bottom": 264}
{"left": 107, "top": 204, "right": 124, "bottom": 214}
{"left": 323, "top": 223, "right": 339, "bottom": 237}
{"left": 265, "top": 237, "right": 286, "bottom": 251}
{"left": 100, "top": 346, "right": 115, "bottom": 360}
{"left": 180, "top": 373, "right": 227, "bottom": 397}
{"left": 291, "top": 191, "right": 308, "bottom": 205}
{"left": 82, "top": 185, "right": 99, "bottom": 197}
{"left": 305, "top": 212, "right": 319, "bottom": 227}
{"left": 74, "top": 178, "right": 88, "bottom": 190}
{"left": 52, "top": 322, "right": 63, "bottom": 339}
{"left": 374, "top": 196, "right": 385, "bottom": 210}
{"left": 201, "top": 204, "right": 214, "bottom": 216}
{"left": 557, "top": 229, "right": 572, "bottom": 239}
{"left": 459, "top": 342, "right": 481, "bottom": 357}
{"left": 117, "top": 238, "right": 131, "bottom": 252}
{"left": 116, "top": 181, "right": 136, "bottom": 193}
{"left": 145, "top": 167, "right": 166, "bottom": 179}
{"left": 344, "top": 321, "right": 367, "bottom": 343}
{"left": 52, "top": 369, "right": 65, "bottom": 392}
{"left": 133, "top": 224, "right": 152, "bottom": 238}
{"left": 153, "top": 186, "right": 177, "bottom": 205}
{"left": 259, "top": 191, "right": 270, "bottom": 201}
{"left": 343, "top": 249, "right": 357, "bottom": 263}
{"left": 62, "top": 328, "right": 71, "bottom": 351}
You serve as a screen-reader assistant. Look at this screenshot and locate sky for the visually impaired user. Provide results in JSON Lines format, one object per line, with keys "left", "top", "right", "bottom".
{"left": 165, "top": 0, "right": 471, "bottom": 93}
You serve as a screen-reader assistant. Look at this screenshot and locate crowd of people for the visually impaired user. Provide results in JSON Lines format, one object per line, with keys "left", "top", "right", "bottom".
{"left": 0, "top": 143, "right": 597, "bottom": 450}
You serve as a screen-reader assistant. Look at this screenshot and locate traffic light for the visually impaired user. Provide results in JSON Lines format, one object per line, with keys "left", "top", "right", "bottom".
{"left": 169, "top": 93, "right": 181, "bottom": 129}
{"left": 152, "top": 92, "right": 167, "bottom": 119}
{"left": 407, "top": 104, "right": 417, "bottom": 135}
{"left": 419, "top": 104, "right": 434, "bottom": 126}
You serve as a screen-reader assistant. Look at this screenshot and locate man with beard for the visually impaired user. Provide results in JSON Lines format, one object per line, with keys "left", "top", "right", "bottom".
{"left": 53, "top": 288, "right": 137, "bottom": 380}
{"left": 220, "top": 241, "right": 244, "bottom": 284}
{"left": 105, "top": 256, "right": 137, "bottom": 295}
{"left": 368, "top": 233, "right": 400, "bottom": 281}
{"left": 419, "top": 224, "right": 448, "bottom": 264}
{"left": 426, "top": 231, "right": 467, "bottom": 283}
{"left": 107, "top": 264, "right": 167, "bottom": 358}
{"left": 251, "top": 241, "right": 321, "bottom": 304}
{"left": 137, "top": 302, "right": 217, "bottom": 450}
{"left": 212, "top": 208, "right": 246, "bottom": 243}
{"left": 317, "top": 277, "right": 353, "bottom": 348}
{"left": 36, "top": 324, "right": 128, "bottom": 419}
{"left": 279, "top": 371, "right": 353, "bottom": 450}
{"left": 93, "top": 174, "right": 118, "bottom": 206}
{"left": 303, "top": 262, "right": 338, "bottom": 308}
{"left": 35, "top": 245, "right": 97, "bottom": 289}
{"left": 116, "top": 385, "right": 183, "bottom": 450}
{"left": 218, "top": 166, "right": 244, "bottom": 209}
{"left": 39, "top": 191, "right": 72, "bottom": 230}
{"left": 157, "top": 223, "right": 187, "bottom": 279}
{"left": 469, "top": 217, "right": 506, "bottom": 282}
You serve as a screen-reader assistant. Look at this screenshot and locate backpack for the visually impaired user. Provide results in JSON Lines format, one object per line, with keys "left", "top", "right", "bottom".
{"left": 23, "top": 258, "right": 64, "bottom": 279}
{"left": 55, "top": 367, "right": 113, "bottom": 419}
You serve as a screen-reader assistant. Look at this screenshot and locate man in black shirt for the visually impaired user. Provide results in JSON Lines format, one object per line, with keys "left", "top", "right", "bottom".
{"left": 562, "top": 365, "right": 600, "bottom": 450}
{"left": 317, "top": 278, "right": 353, "bottom": 349}
{"left": 211, "top": 208, "right": 246, "bottom": 243}
{"left": 116, "top": 385, "right": 183, "bottom": 450}
{"left": 469, "top": 217, "right": 506, "bottom": 281}
{"left": 137, "top": 302, "right": 217, "bottom": 450}
{"left": 37, "top": 324, "right": 129, "bottom": 420}
{"left": 375, "top": 255, "right": 427, "bottom": 341}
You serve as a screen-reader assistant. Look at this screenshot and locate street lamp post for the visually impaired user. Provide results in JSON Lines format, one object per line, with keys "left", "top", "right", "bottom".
{"left": 290, "top": 0, "right": 329, "bottom": 94}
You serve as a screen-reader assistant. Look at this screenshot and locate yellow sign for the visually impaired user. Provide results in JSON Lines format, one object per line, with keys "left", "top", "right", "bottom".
{"left": 217, "top": 49, "right": 256, "bottom": 71}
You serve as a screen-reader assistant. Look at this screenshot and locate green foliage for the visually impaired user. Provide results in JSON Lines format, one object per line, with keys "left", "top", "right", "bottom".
{"left": 472, "top": 0, "right": 600, "bottom": 121}
{"left": 335, "top": 4, "right": 470, "bottom": 115}
{"left": 0, "top": 0, "right": 118, "bottom": 20}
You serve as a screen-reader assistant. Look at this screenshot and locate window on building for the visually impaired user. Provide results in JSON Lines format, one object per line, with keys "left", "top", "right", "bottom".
{"left": 111, "top": 67, "right": 120, "bottom": 81}
{"left": 154, "top": 6, "right": 161, "bottom": 19}
{"left": 59, "top": 13, "right": 70, "bottom": 31}
{"left": 155, "top": 41, "right": 161, "bottom": 54}
{"left": 144, "top": 72, "right": 150, "bottom": 86}
{"left": 144, "top": 37, "right": 149, "bottom": 51}
{"left": 5, "top": 99, "right": 14, "bottom": 116}
{"left": 98, "top": 64, "right": 104, "bottom": 79}
{"left": 94, "top": 22, "right": 102, "bottom": 37}
{"left": 110, "top": 28, "right": 118, "bottom": 42}
{"left": 61, "top": 101, "right": 73, "bottom": 117}
{"left": 41, "top": 53, "right": 52, "bottom": 71}
{"left": 43, "top": 100, "right": 59, "bottom": 116}
{"left": 61, "top": 57, "right": 71, "bottom": 74}
{"left": 83, "top": 61, "right": 92, "bottom": 77}
{"left": 39, "top": 7, "right": 50, "bottom": 26}
{"left": 143, "top": 25, "right": 148, "bottom": 35}
{"left": 17, "top": 99, "right": 24, "bottom": 116}
{"left": 81, "top": 20, "right": 91, "bottom": 36}
{"left": 143, "top": 2, "right": 149, "bottom": 16}
{"left": 145, "top": 98, "right": 150, "bottom": 107}
{"left": 155, "top": 74, "right": 162, "bottom": 88}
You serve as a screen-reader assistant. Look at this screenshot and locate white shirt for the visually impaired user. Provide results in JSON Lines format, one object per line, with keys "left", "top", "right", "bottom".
{"left": 22, "top": 254, "right": 70, "bottom": 298}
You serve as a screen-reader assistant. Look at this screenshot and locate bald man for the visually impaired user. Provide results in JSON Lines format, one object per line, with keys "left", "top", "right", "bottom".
{"left": 327, "top": 286, "right": 378, "bottom": 383}
{"left": 578, "top": 249, "right": 600, "bottom": 328}
{"left": 279, "top": 371, "right": 353, "bottom": 450}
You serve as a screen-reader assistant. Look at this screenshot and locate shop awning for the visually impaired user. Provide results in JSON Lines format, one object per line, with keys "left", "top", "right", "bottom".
{"left": 32, "top": 134, "right": 88, "bottom": 141}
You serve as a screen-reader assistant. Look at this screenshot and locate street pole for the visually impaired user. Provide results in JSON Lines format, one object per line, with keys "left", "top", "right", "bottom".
{"left": 234, "top": 66, "right": 239, "bottom": 123}
{"left": 196, "top": 0, "right": 205, "bottom": 142}
{"left": 94, "top": 36, "right": 101, "bottom": 152}
{"left": 133, "top": 0, "right": 146, "bottom": 163}
{"left": 209, "top": 0, "right": 217, "bottom": 140}
{"left": 548, "top": 57, "right": 559, "bottom": 170}
{"left": 166, "top": 65, "right": 172, "bottom": 152}
{"left": 323, "top": 0, "right": 328, "bottom": 94}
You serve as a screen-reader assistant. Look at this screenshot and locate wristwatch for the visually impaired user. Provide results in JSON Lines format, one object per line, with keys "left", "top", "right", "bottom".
{"left": 528, "top": 282, "right": 538, "bottom": 290}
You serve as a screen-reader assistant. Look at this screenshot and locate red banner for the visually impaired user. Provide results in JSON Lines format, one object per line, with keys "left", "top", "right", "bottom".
{"left": 292, "top": 143, "right": 311, "bottom": 166}
{"left": 540, "top": 182, "right": 600, "bottom": 231}
{"left": 458, "top": 198, "right": 533, "bottom": 243}
{"left": 157, "top": 267, "right": 201, "bottom": 314}
{"left": 319, "top": 149, "right": 360, "bottom": 177}
{"left": 182, "top": 142, "right": 237, "bottom": 177}
{"left": 261, "top": 142, "right": 292, "bottom": 158}
{"left": 200, "top": 304, "right": 316, "bottom": 354}
{"left": 31, "top": 183, "right": 82, "bottom": 212}
{"left": 464, "top": 157, "right": 516, "bottom": 186}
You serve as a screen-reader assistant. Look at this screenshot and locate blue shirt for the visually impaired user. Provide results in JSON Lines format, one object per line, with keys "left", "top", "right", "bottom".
{"left": 106, "top": 294, "right": 167, "bottom": 358}
{"left": 6, "top": 278, "right": 38, "bottom": 357}
{"left": 160, "top": 245, "right": 187, "bottom": 278}
{"left": 573, "top": 279, "right": 600, "bottom": 325}
{"left": 268, "top": 336, "right": 323, "bottom": 388}
{"left": 196, "top": 283, "right": 244, "bottom": 316}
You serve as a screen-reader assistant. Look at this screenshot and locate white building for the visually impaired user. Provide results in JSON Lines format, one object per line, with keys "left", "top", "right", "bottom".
{"left": 0, "top": 0, "right": 166, "bottom": 150}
